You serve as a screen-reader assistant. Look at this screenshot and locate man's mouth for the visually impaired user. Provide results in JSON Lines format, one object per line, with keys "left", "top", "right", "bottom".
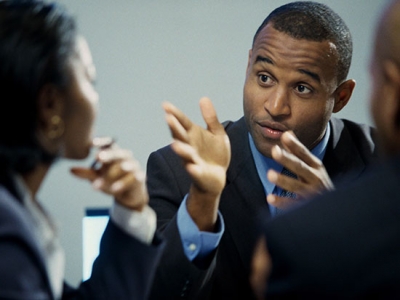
{"left": 257, "top": 121, "right": 288, "bottom": 140}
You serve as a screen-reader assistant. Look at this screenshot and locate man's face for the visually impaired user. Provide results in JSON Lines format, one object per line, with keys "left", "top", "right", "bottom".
{"left": 243, "top": 24, "right": 340, "bottom": 158}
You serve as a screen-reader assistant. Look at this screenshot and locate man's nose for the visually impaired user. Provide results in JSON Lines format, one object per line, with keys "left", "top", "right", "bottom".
{"left": 264, "top": 87, "right": 290, "bottom": 117}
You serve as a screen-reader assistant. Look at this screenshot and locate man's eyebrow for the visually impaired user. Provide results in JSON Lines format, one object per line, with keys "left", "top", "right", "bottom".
{"left": 299, "top": 69, "right": 321, "bottom": 83}
{"left": 255, "top": 55, "right": 273, "bottom": 65}
{"left": 255, "top": 55, "right": 321, "bottom": 83}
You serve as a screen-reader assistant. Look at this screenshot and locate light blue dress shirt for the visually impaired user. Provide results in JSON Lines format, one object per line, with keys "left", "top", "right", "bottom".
{"left": 249, "top": 124, "right": 330, "bottom": 216}
{"left": 177, "top": 196, "right": 225, "bottom": 261}
{"left": 177, "top": 123, "right": 330, "bottom": 261}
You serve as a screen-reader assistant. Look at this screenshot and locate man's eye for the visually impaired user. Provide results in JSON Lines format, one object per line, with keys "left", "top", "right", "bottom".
{"left": 259, "top": 74, "right": 272, "bottom": 84}
{"left": 296, "top": 85, "right": 312, "bottom": 94}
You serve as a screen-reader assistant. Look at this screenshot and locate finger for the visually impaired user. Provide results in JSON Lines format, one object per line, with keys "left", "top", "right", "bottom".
{"left": 96, "top": 148, "right": 133, "bottom": 164}
{"left": 271, "top": 145, "right": 316, "bottom": 182}
{"left": 266, "top": 193, "right": 299, "bottom": 209}
{"left": 199, "top": 97, "right": 225, "bottom": 135}
{"left": 165, "top": 113, "right": 190, "bottom": 142}
{"left": 267, "top": 167, "right": 330, "bottom": 200}
{"left": 271, "top": 145, "right": 293, "bottom": 171}
{"left": 110, "top": 172, "right": 138, "bottom": 194}
{"left": 70, "top": 167, "right": 98, "bottom": 181}
{"left": 270, "top": 145, "right": 301, "bottom": 175}
{"left": 98, "top": 160, "right": 140, "bottom": 190}
{"left": 92, "top": 136, "right": 115, "bottom": 149}
{"left": 281, "top": 131, "right": 322, "bottom": 168}
{"left": 162, "top": 101, "right": 193, "bottom": 131}
{"left": 96, "top": 163, "right": 132, "bottom": 188}
{"left": 113, "top": 172, "right": 149, "bottom": 210}
{"left": 267, "top": 169, "right": 305, "bottom": 193}
{"left": 170, "top": 140, "right": 199, "bottom": 164}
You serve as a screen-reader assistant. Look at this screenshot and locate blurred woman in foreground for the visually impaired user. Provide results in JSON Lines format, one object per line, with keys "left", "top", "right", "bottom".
{"left": 0, "top": 1, "right": 163, "bottom": 299}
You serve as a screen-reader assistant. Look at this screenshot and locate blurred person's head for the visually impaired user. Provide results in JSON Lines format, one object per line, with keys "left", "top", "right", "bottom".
{"left": 0, "top": 0, "right": 98, "bottom": 175}
{"left": 369, "top": 0, "right": 400, "bottom": 157}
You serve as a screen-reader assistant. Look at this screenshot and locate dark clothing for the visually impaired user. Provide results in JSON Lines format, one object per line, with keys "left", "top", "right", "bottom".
{"left": 0, "top": 183, "right": 164, "bottom": 300}
{"left": 265, "top": 156, "right": 400, "bottom": 299}
{"left": 147, "top": 117, "right": 378, "bottom": 299}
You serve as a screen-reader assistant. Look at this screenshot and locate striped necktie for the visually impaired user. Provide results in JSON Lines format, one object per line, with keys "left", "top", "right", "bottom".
{"left": 280, "top": 168, "right": 297, "bottom": 198}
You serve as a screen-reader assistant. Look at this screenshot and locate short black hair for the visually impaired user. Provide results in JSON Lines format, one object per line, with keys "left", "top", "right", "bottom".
{"left": 253, "top": 1, "right": 352, "bottom": 84}
{"left": 0, "top": 0, "right": 77, "bottom": 174}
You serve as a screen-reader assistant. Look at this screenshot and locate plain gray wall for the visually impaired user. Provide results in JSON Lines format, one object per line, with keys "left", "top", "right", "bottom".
{"left": 39, "top": 0, "right": 388, "bottom": 285}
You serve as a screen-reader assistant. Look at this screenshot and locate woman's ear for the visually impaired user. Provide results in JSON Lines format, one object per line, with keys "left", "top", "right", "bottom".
{"left": 36, "top": 84, "right": 64, "bottom": 136}
{"left": 36, "top": 84, "right": 65, "bottom": 154}
{"left": 332, "top": 79, "right": 356, "bottom": 113}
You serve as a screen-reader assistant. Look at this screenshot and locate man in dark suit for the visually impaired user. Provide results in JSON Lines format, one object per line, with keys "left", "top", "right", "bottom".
{"left": 147, "top": 2, "right": 378, "bottom": 299}
{"left": 250, "top": 0, "right": 400, "bottom": 298}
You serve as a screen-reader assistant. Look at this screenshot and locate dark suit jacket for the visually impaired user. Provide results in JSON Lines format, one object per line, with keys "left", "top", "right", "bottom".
{"left": 0, "top": 183, "right": 164, "bottom": 300}
{"left": 146, "top": 117, "right": 378, "bottom": 299}
{"left": 264, "top": 156, "right": 400, "bottom": 299}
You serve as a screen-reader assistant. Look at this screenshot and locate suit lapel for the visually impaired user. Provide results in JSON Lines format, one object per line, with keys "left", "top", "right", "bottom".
{"left": 219, "top": 118, "right": 268, "bottom": 270}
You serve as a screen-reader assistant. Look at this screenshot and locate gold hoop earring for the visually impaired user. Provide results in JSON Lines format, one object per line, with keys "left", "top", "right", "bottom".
{"left": 47, "top": 115, "right": 65, "bottom": 139}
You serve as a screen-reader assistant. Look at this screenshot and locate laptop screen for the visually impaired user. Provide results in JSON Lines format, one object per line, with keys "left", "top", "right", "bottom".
{"left": 82, "top": 208, "right": 109, "bottom": 280}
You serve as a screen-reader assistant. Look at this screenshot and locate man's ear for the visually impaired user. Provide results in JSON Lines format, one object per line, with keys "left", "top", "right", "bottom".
{"left": 332, "top": 79, "right": 356, "bottom": 113}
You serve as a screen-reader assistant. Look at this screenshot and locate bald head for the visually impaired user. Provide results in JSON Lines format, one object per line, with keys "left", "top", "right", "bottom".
{"left": 369, "top": 0, "right": 400, "bottom": 157}
{"left": 375, "top": 0, "right": 400, "bottom": 63}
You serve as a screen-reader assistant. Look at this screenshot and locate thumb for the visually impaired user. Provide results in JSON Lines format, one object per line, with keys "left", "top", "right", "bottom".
{"left": 199, "top": 97, "right": 224, "bottom": 134}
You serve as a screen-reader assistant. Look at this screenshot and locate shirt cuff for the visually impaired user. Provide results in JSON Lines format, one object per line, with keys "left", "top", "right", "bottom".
{"left": 110, "top": 203, "right": 157, "bottom": 245}
{"left": 177, "top": 195, "right": 225, "bottom": 261}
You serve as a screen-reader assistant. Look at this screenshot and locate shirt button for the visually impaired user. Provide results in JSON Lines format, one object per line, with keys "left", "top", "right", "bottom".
{"left": 189, "top": 243, "right": 197, "bottom": 251}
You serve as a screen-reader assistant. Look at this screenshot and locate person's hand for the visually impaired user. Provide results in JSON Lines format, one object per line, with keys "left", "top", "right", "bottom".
{"left": 250, "top": 236, "right": 272, "bottom": 300}
{"left": 267, "top": 131, "right": 334, "bottom": 209}
{"left": 70, "top": 144, "right": 148, "bottom": 212}
{"left": 163, "top": 97, "right": 231, "bottom": 231}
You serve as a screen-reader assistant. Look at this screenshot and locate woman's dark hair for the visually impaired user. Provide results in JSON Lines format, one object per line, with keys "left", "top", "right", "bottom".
{"left": 0, "top": 0, "right": 77, "bottom": 174}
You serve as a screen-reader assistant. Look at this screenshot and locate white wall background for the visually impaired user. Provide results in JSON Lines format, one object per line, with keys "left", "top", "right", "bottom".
{"left": 39, "top": 0, "right": 389, "bottom": 285}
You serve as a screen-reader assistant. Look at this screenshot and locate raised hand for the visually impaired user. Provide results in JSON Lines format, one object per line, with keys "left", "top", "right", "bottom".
{"left": 70, "top": 143, "right": 148, "bottom": 212}
{"left": 267, "top": 131, "right": 334, "bottom": 209}
{"left": 163, "top": 97, "right": 231, "bottom": 231}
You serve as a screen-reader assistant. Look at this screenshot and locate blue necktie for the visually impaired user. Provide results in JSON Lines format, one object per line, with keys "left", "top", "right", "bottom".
{"left": 273, "top": 168, "right": 297, "bottom": 217}
{"left": 280, "top": 168, "right": 297, "bottom": 198}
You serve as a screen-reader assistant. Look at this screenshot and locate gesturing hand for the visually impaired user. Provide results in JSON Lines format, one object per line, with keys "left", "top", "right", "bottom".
{"left": 163, "top": 97, "right": 231, "bottom": 231}
{"left": 70, "top": 143, "right": 148, "bottom": 212}
{"left": 267, "top": 131, "right": 334, "bottom": 209}
{"left": 164, "top": 97, "right": 231, "bottom": 197}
